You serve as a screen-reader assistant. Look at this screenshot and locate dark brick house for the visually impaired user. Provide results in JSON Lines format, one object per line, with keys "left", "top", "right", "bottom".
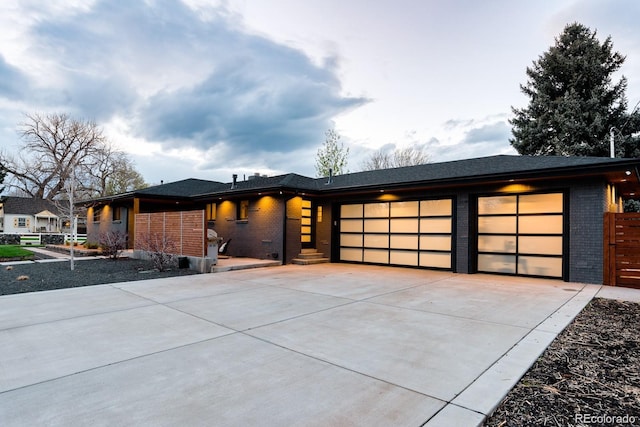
{"left": 82, "top": 155, "right": 640, "bottom": 284}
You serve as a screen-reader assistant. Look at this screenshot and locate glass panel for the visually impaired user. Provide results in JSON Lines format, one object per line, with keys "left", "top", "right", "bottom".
{"left": 341, "top": 248, "right": 362, "bottom": 262}
{"left": 302, "top": 200, "right": 312, "bottom": 208}
{"left": 519, "top": 215, "right": 563, "bottom": 234}
{"left": 301, "top": 217, "right": 311, "bottom": 226}
{"left": 341, "top": 219, "right": 362, "bottom": 233}
{"left": 421, "top": 199, "right": 452, "bottom": 216}
{"left": 519, "top": 236, "right": 563, "bottom": 255}
{"left": 364, "top": 249, "right": 389, "bottom": 263}
{"left": 364, "top": 219, "right": 389, "bottom": 233}
{"left": 518, "top": 256, "right": 562, "bottom": 277}
{"left": 420, "top": 235, "right": 452, "bottom": 251}
{"left": 519, "top": 193, "right": 563, "bottom": 214}
{"left": 390, "top": 201, "right": 419, "bottom": 217}
{"left": 478, "top": 235, "right": 516, "bottom": 253}
{"left": 302, "top": 208, "right": 311, "bottom": 216}
{"left": 420, "top": 218, "right": 452, "bottom": 233}
{"left": 301, "top": 235, "right": 311, "bottom": 243}
{"left": 364, "top": 202, "right": 389, "bottom": 218}
{"left": 390, "top": 218, "right": 418, "bottom": 233}
{"left": 478, "top": 196, "right": 517, "bottom": 215}
{"left": 301, "top": 226, "right": 311, "bottom": 234}
{"left": 341, "top": 204, "right": 363, "bottom": 218}
{"left": 420, "top": 252, "right": 451, "bottom": 268}
{"left": 390, "top": 250, "right": 418, "bottom": 266}
{"left": 340, "top": 234, "right": 363, "bottom": 247}
{"left": 478, "top": 254, "right": 516, "bottom": 274}
{"left": 364, "top": 234, "right": 389, "bottom": 248}
{"left": 478, "top": 216, "right": 516, "bottom": 234}
{"left": 390, "top": 235, "right": 419, "bottom": 250}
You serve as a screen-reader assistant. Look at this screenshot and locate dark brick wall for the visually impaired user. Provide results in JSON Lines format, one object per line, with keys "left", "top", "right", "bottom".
{"left": 568, "top": 178, "right": 607, "bottom": 283}
{"left": 454, "top": 193, "right": 469, "bottom": 274}
{"left": 213, "top": 196, "right": 285, "bottom": 260}
{"left": 315, "top": 200, "right": 333, "bottom": 258}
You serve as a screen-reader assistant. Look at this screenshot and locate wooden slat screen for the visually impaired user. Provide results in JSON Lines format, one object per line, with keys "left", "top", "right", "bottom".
{"left": 604, "top": 212, "right": 640, "bottom": 288}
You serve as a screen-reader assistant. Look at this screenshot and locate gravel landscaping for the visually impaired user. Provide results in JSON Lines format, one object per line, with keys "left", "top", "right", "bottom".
{"left": 485, "top": 298, "right": 640, "bottom": 426}
{"left": 0, "top": 257, "right": 199, "bottom": 295}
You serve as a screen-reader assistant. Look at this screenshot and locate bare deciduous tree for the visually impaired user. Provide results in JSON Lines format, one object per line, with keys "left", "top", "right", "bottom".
{"left": 1, "top": 112, "right": 146, "bottom": 200}
{"left": 137, "top": 232, "right": 178, "bottom": 271}
{"left": 361, "top": 145, "right": 431, "bottom": 171}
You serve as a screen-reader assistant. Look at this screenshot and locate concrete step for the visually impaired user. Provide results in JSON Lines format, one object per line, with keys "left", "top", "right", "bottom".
{"left": 296, "top": 252, "right": 326, "bottom": 259}
{"left": 291, "top": 257, "right": 330, "bottom": 265}
{"left": 300, "top": 248, "right": 319, "bottom": 254}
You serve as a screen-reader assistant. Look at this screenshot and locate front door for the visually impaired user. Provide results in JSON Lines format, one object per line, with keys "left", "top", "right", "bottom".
{"left": 301, "top": 199, "right": 315, "bottom": 249}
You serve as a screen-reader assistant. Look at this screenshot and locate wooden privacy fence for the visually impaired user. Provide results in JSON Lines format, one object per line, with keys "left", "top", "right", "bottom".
{"left": 604, "top": 212, "right": 640, "bottom": 288}
{"left": 135, "top": 211, "right": 206, "bottom": 257}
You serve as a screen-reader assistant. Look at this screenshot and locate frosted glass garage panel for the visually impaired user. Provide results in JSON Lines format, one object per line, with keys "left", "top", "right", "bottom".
{"left": 420, "top": 235, "right": 452, "bottom": 251}
{"left": 478, "top": 235, "right": 516, "bottom": 253}
{"left": 341, "top": 204, "right": 363, "bottom": 218}
{"left": 364, "top": 249, "right": 389, "bottom": 264}
{"left": 478, "top": 196, "right": 517, "bottom": 215}
{"left": 478, "top": 254, "right": 516, "bottom": 274}
{"left": 364, "top": 219, "right": 389, "bottom": 233}
{"left": 341, "top": 219, "right": 362, "bottom": 233}
{"left": 478, "top": 216, "right": 517, "bottom": 234}
{"left": 519, "top": 215, "right": 563, "bottom": 234}
{"left": 364, "top": 202, "right": 389, "bottom": 218}
{"left": 421, "top": 199, "right": 452, "bottom": 216}
{"left": 341, "top": 248, "right": 362, "bottom": 262}
{"left": 390, "top": 218, "right": 419, "bottom": 233}
{"left": 390, "top": 250, "right": 418, "bottom": 266}
{"left": 519, "top": 193, "right": 563, "bottom": 214}
{"left": 364, "top": 234, "right": 389, "bottom": 248}
{"left": 340, "top": 234, "right": 363, "bottom": 247}
{"left": 420, "top": 218, "right": 452, "bottom": 233}
{"left": 420, "top": 252, "right": 451, "bottom": 268}
{"left": 518, "top": 256, "right": 562, "bottom": 277}
{"left": 519, "top": 236, "right": 563, "bottom": 255}
{"left": 390, "top": 235, "right": 419, "bottom": 250}
{"left": 390, "top": 201, "right": 419, "bottom": 217}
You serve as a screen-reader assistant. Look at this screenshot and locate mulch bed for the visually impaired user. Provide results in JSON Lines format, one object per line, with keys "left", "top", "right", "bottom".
{"left": 485, "top": 298, "right": 640, "bottom": 426}
{"left": 0, "top": 258, "right": 199, "bottom": 296}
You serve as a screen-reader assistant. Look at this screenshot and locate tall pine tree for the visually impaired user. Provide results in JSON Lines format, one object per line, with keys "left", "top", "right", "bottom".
{"left": 510, "top": 23, "right": 639, "bottom": 157}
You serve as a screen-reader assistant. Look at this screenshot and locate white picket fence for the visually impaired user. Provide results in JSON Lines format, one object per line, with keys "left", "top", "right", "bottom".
{"left": 14, "top": 233, "right": 87, "bottom": 246}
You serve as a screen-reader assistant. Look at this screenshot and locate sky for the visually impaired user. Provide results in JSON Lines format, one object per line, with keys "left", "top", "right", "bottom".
{"left": 0, "top": 0, "right": 639, "bottom": 186}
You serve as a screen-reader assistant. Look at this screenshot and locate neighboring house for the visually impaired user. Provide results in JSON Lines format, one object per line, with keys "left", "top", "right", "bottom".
{"left": 81, "top": 155, "right": 640, "bottom": 284}
{"left": 0, "top": 196, "right": 62, "bottom": 233}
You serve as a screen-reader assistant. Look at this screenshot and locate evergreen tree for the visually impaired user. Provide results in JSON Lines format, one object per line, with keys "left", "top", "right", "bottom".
{"left": 510, "top": 23, "right": 639, "bottom": 157}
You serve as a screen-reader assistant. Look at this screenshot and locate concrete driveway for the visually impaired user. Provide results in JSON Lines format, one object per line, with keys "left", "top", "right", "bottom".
{"left": 0, "top": 264, "right": 601, "bottom": 426}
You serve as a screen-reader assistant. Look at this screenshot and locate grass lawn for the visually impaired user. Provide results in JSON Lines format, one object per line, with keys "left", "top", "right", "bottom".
{"left": 0, "top": 245, "right": 35, "bottom": 259}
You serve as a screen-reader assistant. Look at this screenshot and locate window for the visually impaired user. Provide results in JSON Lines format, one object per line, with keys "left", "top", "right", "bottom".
{"left": 206, "top": 203, "right": 217, "bottom": 221}
{"left": 93, "top": 207, "right": 101, "bottom": 223}
{"left": 112, "top": 207, "right": 121, "bottom": 222}
{"left": 18, "top": 217, "right": 26, "bottom": 227}
{"left": 238, "top": 200, "right": 249, "bottom": 220}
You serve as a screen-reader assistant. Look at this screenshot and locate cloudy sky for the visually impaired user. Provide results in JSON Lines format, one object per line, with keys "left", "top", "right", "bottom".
{"left": 1, "top": 0, "right": 639, "bottom": 185}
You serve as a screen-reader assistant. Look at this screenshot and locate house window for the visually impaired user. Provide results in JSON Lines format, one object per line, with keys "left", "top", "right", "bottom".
{"left": 112, "top": 207, "right": 121, "bottom": 222}
{"left": 317, "top": 206, "right": 323, "bottom": 223}
{"left": 206, "top": 203, "right": 217, "bottom": 221}
{"left": 238, "top": 200, "right": 249, "bottom": 220}
{"left": 18, "top": 217, "right": 26, "bottom": 227}
{"left": 93, "top": 207, "right": 101, "bottom": 223}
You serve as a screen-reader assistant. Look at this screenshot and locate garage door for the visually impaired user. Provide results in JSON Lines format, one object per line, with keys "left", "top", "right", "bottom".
{"left": 339, "top": 199, "right": 453, "bottom": 269}
{"left": 477, "top": 193, "right": 564, "bottom": 278}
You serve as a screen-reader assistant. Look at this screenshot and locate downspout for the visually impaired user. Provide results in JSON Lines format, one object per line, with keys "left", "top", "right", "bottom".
{"left": 282, "top": 193, "right": 287, "bottom": 265}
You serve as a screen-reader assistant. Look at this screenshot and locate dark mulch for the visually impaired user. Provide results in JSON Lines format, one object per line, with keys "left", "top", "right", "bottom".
{"left": 485, "top": 298, "right": 640, "bottom": 426}
{"left": 0, "top": 258, "right": 199, "bottom": 296}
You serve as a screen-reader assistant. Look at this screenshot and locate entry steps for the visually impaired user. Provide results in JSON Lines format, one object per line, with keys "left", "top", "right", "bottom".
{"left": 291, "top": 248, "right": 329, "bottom": 265}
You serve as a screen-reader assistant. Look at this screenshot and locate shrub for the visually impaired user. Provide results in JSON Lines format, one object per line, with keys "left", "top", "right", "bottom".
{"left": 137, "top": 232, "right": 177, "bottom": 271}
{"left": 99, "top": 230, "right": 128, "bottom": 260}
